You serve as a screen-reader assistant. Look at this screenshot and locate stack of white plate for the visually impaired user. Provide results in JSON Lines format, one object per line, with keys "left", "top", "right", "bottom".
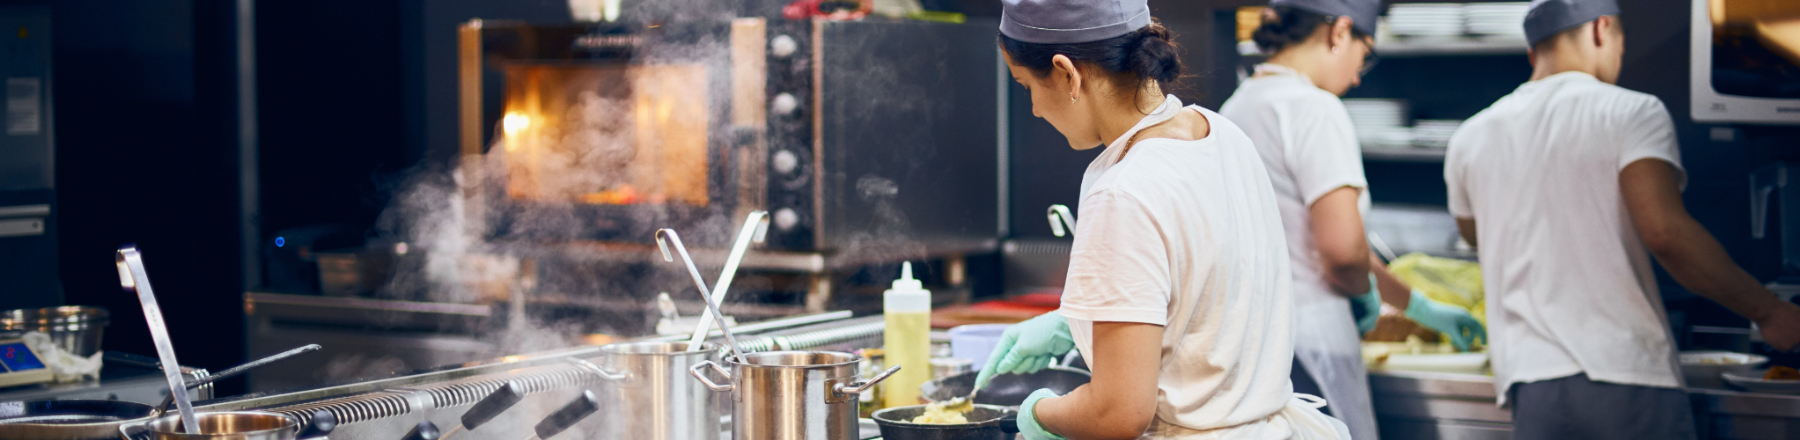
{"left": 1344, "top": 99, "right": 1411, "bottom": 148}
{"left": 1465, "top": 3, "right": 1529, "bottom": 38}
{"left": 1411, "top": 119, "right": 1463, "bottom": 148}
{"left": 1388, "top": 3, "right": 1466, "bottom": 39}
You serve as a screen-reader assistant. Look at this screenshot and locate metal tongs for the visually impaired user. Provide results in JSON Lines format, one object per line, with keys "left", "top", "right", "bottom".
{"left": 1048, "top": 204, "right": 1076, "bottom": 237}
{"left": 655, "top": 228, "right": 749, "bottom": 361}
{"left": 684, "top": 211, "right": 770, "bottom": 352}
{"left": 116, "top": 245, "right": 199, "bottom": 431}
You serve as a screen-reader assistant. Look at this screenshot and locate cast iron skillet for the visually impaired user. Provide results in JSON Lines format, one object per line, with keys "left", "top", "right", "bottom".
{"left": 0, "top": 400, "right": 158, "bottom": 440}
{"left": 872, "top": 404, "right": 1018, "bottom": 440}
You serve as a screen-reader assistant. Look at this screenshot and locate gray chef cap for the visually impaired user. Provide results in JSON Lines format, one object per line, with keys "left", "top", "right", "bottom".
{"left": 1524, "top": 0, "right": 1620, "bottom": 46}
{"left": 1269, "top": 0, "right": 1382, "bottom": 36}
{"left": 1000, "top": 0, "right": 1152, "bottom": 44}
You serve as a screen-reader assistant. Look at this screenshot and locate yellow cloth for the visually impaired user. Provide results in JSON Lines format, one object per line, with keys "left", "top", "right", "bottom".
{"left": 1385, "top": 253, "right": 1486, "bottom": 326}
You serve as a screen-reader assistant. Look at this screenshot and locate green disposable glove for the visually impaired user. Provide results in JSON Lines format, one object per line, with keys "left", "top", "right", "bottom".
{"left": 1018, "top": 388, "right": 1068, "bottom": 440}
{"left": 974, "top": 312, "right": 1074, "bottom": 389}
{"left": 1404, "top": 290, "right": 1486, "bottom": 351}
{"left": 1355, "top": 273, "right": 1381, "bottom": 335}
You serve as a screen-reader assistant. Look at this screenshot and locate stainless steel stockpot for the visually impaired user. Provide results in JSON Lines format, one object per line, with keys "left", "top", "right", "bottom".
{"left": 591, "top": 341, "right": 723, "bottom": 440}
{"left": 690, "top": 350, "right": 899, "bottom": 440}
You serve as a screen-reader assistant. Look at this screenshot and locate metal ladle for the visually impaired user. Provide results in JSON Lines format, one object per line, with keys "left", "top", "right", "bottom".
{"left": 115, "top": 245, "right": 198, "bottom": 431}
{"left": 154, "top": 343, "right": 322, "bottom": 417}
{"left": 654, "top": 228, "right": 747, "bottom": 361}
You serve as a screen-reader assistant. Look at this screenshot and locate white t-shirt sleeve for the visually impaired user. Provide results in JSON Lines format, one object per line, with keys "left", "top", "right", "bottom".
{"left": 1445, "top": 128, "right": 1474, "bottom": 218}
{"left": 1616, "top": 98, "right": 1686, "bottom": 190}
{"left": 1285, "top": 98, "right": 1368, "bottom": 206}
{"left": 1059, "top": 189, "right": 1171, "bottom": 326}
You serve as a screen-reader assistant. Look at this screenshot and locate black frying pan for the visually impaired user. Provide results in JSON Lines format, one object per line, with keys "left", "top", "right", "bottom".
{"left": 0, "top": 400, "right": 157, "bottom": 440}
{"left": 872, "top": 404, "right": 1018, "bottom": 440}
{"left": 919, "top": 366, "right": 1091, "bottom": 407}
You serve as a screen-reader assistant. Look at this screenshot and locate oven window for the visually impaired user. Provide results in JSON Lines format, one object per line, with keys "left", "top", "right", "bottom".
{"left": 499, "top": 63, "right": 711, "bottom": 206}
{"left": 1710, "top": 0, "right": 1800, "bottom": 98}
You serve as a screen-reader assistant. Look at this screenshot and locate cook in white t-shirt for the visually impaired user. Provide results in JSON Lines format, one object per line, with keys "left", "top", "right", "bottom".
{"left": 1445, "top": 5, "right": 1800, "bottom": 438}
{"left": 1058, "top": 95, "right": 1309, "bottom": 438}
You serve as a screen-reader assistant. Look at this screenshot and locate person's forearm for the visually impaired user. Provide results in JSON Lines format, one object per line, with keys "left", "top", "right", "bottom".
{"left": 1034, "top": 385, "right": 1150, "bottom": 440}
{"left": 1033, "top": 323, "right": 1161, "bottom": 440}
{"left": 1654, "top": 218, "right": 1782, "bottom": 323}
{"left": 1370, "top": 254, "right": 1411, "bottom": 308}
{"left": 1323, "top": 260, "right": 1372, "bottom": 297}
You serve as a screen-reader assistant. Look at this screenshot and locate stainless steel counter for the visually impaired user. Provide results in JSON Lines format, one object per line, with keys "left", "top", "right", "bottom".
{"left": 1369, "top": 369, "right": 1800, "bottom": 440}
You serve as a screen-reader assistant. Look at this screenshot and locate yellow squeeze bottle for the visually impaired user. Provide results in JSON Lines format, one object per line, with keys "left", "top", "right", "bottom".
{"left": 882, "top": 262, "right": 931, "bottom": 408}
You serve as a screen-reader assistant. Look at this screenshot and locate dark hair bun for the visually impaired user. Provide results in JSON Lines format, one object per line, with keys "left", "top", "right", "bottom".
{"left": 1128, "top": 21, "right": 1182, "bottom": 87}
{"left": 999, "top": 18, "right": 1185, "bottom": 93}
{"left": 1251, "top": 6, "right": 1333, "bottom": 54}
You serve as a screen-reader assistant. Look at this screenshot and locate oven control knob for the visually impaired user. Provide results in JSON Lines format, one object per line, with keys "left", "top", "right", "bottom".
{"left": 772, "top": 150, "right": 799, "bottom": 174}
{"left": 771, "top": 93, "right": 799, "bottom": 116}
{"left": 770, "top": 35, "right": 798, "bottom": 58}
{"left": 774, "top": 208, "right": 800, "bottom": 231}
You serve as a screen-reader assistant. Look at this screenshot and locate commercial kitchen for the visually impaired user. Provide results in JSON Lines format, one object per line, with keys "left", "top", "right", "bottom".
{"left": 1, "top": 0, "right": 1797, "bottom": 438}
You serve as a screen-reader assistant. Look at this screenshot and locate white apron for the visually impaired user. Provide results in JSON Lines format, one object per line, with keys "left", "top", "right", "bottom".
{"left": 1090, "top": 97, "right": 1351, "bottom": 440}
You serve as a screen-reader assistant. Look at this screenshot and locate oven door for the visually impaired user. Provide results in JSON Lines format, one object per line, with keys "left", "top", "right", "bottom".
{"left": 461, "top": 21, "right": 766, "bottom": 247}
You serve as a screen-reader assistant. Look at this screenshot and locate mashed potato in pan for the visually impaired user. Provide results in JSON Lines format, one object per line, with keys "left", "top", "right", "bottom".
{"left": 909, "top": 401, "right": 972, "bottom": 424}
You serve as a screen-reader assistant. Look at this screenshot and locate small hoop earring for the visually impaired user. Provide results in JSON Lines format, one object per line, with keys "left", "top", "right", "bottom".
{"left": 1070, "top": 95, "right": 1077, "bottom": 103}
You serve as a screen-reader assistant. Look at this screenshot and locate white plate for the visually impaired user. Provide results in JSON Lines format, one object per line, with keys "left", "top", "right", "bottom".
{"left": 1721, "top": 369, "right": 1800, "bottom": 394}
{"left": 1378, "top": 352, "right": 1489, "bottom": 373}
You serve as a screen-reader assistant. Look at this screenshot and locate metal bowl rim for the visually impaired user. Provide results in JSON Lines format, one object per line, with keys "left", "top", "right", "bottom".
{"left": 144, "top": 411, "right": 297, "bottom": 436}
{"left": 725, "top": 350, "right": 862, "bottom": 369}
{"left": 598, "top": 341, "right": 721, "bottom": 356}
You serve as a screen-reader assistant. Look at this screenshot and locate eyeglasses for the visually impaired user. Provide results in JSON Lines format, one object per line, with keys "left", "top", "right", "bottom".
{"left": 1358, "top": 37, "right": 1381, "bottom": 77}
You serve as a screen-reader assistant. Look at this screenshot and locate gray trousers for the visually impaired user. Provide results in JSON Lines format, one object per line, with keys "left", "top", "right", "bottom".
{"left": 1510, "top": 373, "right": 1697, "bottom": 440}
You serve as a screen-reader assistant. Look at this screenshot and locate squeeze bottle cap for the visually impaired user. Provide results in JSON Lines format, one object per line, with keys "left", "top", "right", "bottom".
{"left": 884, "top": 262, "right": 930, "bottom": 312}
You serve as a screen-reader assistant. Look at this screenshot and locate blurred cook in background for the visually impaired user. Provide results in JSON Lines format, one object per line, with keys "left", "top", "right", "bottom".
{"left": 1220, "top": 1, "right": 1483, "bottom": 438}
{"left": 1444, "top": 0, "right": 1800, "bottom": 437}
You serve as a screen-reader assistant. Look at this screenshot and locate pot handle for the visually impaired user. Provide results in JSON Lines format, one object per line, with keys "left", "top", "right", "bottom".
{"left": 834, "top": 365, "right": 901, "bottom": 396}
{"left": 567, "top": 357, "right": 627, "bottom": 381}
{"left": 119, "top": 423, "right": 151, "bottom": 440}
{"left": 689, "top": 360, "right": 735, "bottom": 392}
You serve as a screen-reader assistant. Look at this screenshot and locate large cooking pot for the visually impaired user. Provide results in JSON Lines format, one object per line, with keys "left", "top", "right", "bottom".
{"left": 690, "top": 351, "right": 899, "bottom": 440}
{"left": 0, "top": 400, "right": 157, "bottom": 440}
{"left": 590, "top": 341, "right": 723, "bottom": 440}
{"left": 871, "top": 404, "right": 1018, "bottom": 440}
{"left": 125, "top": 411, "right": 299, "bottom": 440}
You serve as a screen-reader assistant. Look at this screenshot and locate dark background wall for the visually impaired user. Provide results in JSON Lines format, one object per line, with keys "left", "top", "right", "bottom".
{"left": 0, "top": 0, "right": 249, "bottom": 392}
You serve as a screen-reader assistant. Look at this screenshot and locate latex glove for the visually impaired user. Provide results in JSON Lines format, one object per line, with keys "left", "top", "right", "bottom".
{"left": 974, "top": 312, "right": 1074, "bottom": 389}
{"left": 1404, "top": 290, "right": 1486, "bottom": 351}
{"left": 1355, "top": 274, "right": 1381, "bottom": 335}
{"left": 1018, "top": 388, "right": 1069, "bottom": 440}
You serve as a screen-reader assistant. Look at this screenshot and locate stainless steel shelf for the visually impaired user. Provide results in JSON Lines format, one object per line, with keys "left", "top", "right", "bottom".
{"left": 1363, "top": 147, "right": 1448, "bottom": 162}
{"left": 1375, "top": 38, "right": 1528, "bottom": 57}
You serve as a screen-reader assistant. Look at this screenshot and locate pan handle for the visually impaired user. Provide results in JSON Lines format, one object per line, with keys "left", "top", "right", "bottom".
{"left": 834, "top": 365, "right": 901, "bottom": 396}
{"left": 689, "top": 361, "right": 734, "bottom": 392}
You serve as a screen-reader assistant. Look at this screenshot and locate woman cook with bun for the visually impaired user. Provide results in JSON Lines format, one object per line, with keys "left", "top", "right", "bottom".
{"left": 1218, "top": 1, "right": 1487, "bottom": 439}
{"left": 974, "top": 0, "right": 1351, "bottom": 438}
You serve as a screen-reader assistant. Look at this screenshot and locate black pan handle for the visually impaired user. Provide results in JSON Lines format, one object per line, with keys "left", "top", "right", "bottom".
{"left": 999, "top": 411, "right": 1021, "bottom": 435}
{"left": 300, "top": 410, "right": 337, "bottom": 439}
{"left": 402, "top": 420, "right": 441, "bottom": 440}
{"left": 533, "top": 391, "right": 599, "bottom": 440}
{"left": 461, "top": 381, "right": 524, "bottom": 430}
